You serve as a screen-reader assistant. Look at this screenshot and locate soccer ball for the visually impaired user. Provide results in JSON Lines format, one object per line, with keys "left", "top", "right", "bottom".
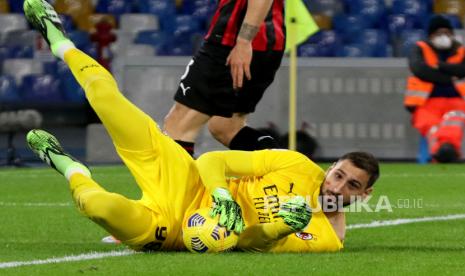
{"left": 182, "top": 208, "right": 239, "bottom": 253}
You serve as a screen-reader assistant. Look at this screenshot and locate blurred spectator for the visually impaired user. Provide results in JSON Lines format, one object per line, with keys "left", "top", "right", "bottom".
{"left": 405, "top": 15, "right": 465, "bottom": 163}
{"left": 90, "top": 20, "right": 117, "bottom": 70}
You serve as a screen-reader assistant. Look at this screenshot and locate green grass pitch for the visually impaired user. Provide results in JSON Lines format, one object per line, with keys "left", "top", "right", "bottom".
{"left": 1, "top": 163, "right": 465, "bottom": 275}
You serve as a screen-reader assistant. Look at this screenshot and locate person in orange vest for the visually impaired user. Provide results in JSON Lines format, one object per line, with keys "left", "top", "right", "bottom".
{"left": 405, "top": 15, "right": 465, "bottom": 163}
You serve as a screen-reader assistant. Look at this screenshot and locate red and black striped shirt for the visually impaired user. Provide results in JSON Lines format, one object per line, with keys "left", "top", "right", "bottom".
{"left": 205, "top": 0, "right": 285, "bottom": 52}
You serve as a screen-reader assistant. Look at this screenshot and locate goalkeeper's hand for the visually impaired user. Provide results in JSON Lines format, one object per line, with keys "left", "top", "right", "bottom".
{"left": 277, "top": 196, "right": 312, "bottom": 232}
{"left": 210, "top": 187, "right": 245, "bottom": 234}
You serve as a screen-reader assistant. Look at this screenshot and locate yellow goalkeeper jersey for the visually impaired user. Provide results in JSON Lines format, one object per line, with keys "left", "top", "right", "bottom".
{"left": 194, "top": 149, "right": 344, "bottom": 253}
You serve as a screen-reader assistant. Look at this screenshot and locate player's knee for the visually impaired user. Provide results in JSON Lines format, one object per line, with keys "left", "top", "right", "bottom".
{"left": 78, "top": 192, "right": 122, "bottom": 223}
{"left": 85, "top": 78, "right": 120, "bottom": 103}
{"left": 207, "top": 123, "right": 229, "bottom": 145}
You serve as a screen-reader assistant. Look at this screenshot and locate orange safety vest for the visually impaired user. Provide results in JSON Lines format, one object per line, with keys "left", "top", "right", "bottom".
{"left": 404, "top": 41, "right": 465, "bottom": 107}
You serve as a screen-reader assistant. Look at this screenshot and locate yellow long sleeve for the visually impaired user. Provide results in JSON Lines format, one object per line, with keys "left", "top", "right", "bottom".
{"left": 237, "top": 220, "right": 294, "bottom": 252}
{"left": 195, "top": 150, "right": 256, "bottom": 192}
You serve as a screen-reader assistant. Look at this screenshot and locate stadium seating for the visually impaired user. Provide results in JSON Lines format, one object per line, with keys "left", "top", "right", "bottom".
{"left": 0, "top": 0, "right": 9, "bottom": 13}
{"left": 138, "top": 0, "right": 177, "bottom": 31}
{"left": 68, "top": 30, "right": 91, "bottom": 50}
{"left": 0, "top": 74, "right": 20, "bottom": 103}
{"left": 332, "top": 14, "right": 372, "bottom": 42}
{"left": 120, "top": 14, "right": 159, "bottom": 33}
{"left": 19, "top": 74, "right": 64, "bottom": 103}
{"left": 1, "top": 30, "right": 36, "bottom": 47}
{"left": 54, "top": 0, "right": 94, "bottom": 23}
{"left": 59, "top": 14, "right": 76, "bottom": 32}
{"left": 386, "top": 14, "right": 419, "bottom": 38}
{"left": 122, "top": 44, "right": 157, "bottom": 56}
{"left": 300, "top": 30, "right": 341, "bottom": 57}
{"left": 56, "top": 61, "right": 86, "bottom": 103}
{"left": 352, "top": 29, "right": 390, "bottom": 57}
{"left": 9, "top": 45, "right": 34, "bottom": 58}
{"left": 307, "top": 0, "right": 344, "bottom": 17}
{"left": 336, "top": 43, "right": 373, "bottom": 57}
{"left": 346, "top": 0, "right": 387, "bottom": 28}
{"left": 0, "top": 14, "right": 28, "bottom": 33}
{"left": 2, "top": 59, "right": 43, "bottom": 85}
{"left": 76, "top": 13, "right": 117, "bottom": 32}
{"left": 181, "top": 0, "right": 216, "bottom": 26}
{"left": 396, "top": 29, "right": 427, "bottom": 57}
{"left": 95, "top": 0, "right": 132, "bottom": 17}
{"left": 312, "top": 14, "right": 332, "bottom": 30}
{"left": 6, "top": 0, "right": 22, "bottom": 13}
{"left": 434, "top": 0, "right": 465, "bottom": 18}
{"left": 134, "top": 30, "right": 166, "bottom": 49}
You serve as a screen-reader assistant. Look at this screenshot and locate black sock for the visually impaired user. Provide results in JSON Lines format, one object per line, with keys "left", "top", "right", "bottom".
{"left": 175, "top": 140, "right": 195, "bottom": 156}
{"left": 229, "top": 126, "right": 279, "bottom": 151}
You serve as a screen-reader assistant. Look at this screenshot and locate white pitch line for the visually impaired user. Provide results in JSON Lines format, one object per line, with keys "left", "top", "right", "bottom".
{"left": 2, "top": 214, "right": 465, "bottom": 269}
{"left": 347, "top": 213, "right": 465, "bottom": 230}
{"left": 0, "top": 250, "right": 136, "bottom": 269}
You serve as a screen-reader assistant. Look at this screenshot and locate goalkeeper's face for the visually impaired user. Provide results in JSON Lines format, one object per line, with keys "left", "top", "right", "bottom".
{"left": 320, "top": 160, "right": 373, "bottom": 211}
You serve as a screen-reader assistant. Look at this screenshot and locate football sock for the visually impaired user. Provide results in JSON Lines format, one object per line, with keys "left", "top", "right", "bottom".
{"left": 175, "top": 140, "right": 195, "bottom": 156}
{"left": 229, "top": 126, "right": 279, "bottom": 150}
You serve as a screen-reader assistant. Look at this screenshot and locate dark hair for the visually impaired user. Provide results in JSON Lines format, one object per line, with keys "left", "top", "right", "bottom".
{"left": 339, "top": 152, "right": 379, "bottom": 188}
{"left": 428, "top": 15, "right": 453, "bottom": 35}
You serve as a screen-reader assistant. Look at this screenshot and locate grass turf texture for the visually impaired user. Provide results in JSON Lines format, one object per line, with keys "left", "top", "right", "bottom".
{"left": 1, "top": 164, "right": 464, "bottom": 275}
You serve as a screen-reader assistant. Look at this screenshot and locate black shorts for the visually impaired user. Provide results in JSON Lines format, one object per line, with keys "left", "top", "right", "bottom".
{"left": 174, "top": 42, "right": 284, "bottom": 117}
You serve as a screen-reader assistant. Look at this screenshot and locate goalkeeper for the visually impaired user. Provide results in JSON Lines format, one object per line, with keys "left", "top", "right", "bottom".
{"left": 23, "top": 0, "right": 379, "bottom": 253}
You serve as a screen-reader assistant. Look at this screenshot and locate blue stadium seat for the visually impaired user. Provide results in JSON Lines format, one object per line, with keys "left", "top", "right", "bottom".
{"left": 56, "top": 61, "right": 86, "bottom": 103}
{"left": 391, "top": 0, "right": 429, "bottom": 18}
{"left": 68, "top": 31, "right": 91, "bottom": 50}
{"left": 0, "top": 46, "right": 10, "bottom": 62}
{"left": 138, "top": 0, "right": 177, "bottom": 31}
{"left": 7, "top": 0, "right": 23, "bottom": 13}
{"left": 175, "top": 15, "right": 202, "bottom": 34}
{"left": 19, "top": 74, "right": 64, "bottom": 103}
{"left": 397, "top": 29, "right": 426, "bottom": 57}
{"left": 96, "top": 0, "right": 133, "bottom": 15}
{"left": 307, "top": 0, "right": 344, "bottom": 17}
{"left": 0, "top": 74, "right": 20, "bottom": 103}
{"left": 305, "top": 30, "right": 341, "bottom": 57}
{"left": 59, "top": 14, "right": 76, "bottom": 32}
{"left": 387, "top": 14, "right": 419, "bottom": 38}
{"left": 332, "top": 14, "right": 372, "bottom": 42}
{"left": 336, "top": 43, "right": 373, "bottom": 57}
{"left": 298, "top": 44, "right": 321, "bottom": 57}
{"left": 162, "top": 43, "right": 193, "bottom": 56}
{"left": 351, "top": 29, "right": 390, "bottom": 57}
{"left": 182, "top": 0, "right": 216, "bottom": 26}
{"left": 134, "top": 30, "right": 167, "bottom": 49}
{"left": 9, "top": 45, "right": 34, "bottom": 58}
{"left": 346, "top": 0, "right": 387, "bottom": 28}
{"left": 43, "top": 61, "right": 59, "bottom": 78}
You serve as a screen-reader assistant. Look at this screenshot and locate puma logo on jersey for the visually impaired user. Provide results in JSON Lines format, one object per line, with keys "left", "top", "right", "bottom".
{"left": 180, "top": 82, "right": 191, "bottom": 96}
{"left": 257, "top": 135, "right": 273, "bottom": 142}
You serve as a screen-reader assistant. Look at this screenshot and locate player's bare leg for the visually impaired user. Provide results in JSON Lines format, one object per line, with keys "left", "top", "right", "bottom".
{"left": 164, "top": 102, "right": 210, "bottom": 142}
{"left": 207, "top": 113, "right": 248, "bottom": 147}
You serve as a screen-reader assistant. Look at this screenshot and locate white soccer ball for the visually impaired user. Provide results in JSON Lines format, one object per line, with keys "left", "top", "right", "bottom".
{"left": 182, "top": 208, "right": 239, "bottom": 253}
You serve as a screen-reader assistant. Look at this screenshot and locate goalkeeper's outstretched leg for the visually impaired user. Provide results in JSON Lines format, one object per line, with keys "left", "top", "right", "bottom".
{"left": 23, "top": 0, "right": 156, "bottom": 152}
{"left": 26, "top": 129, "right": 157, "bottom": 249}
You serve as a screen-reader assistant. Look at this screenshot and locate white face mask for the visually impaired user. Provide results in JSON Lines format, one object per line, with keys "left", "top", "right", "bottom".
{"left": 431, "top": 34, "right": 453, "bottom": 50}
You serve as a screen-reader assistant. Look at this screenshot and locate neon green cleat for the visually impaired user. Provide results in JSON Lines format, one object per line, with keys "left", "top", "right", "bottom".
{"left": 27, "top": 129, "right": 90, "bottom": 178}
{"left": 23, "top": 0, "right": 71, "bottom": 52}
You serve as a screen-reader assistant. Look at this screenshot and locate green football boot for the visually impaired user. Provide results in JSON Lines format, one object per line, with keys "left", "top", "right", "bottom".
{"left": 23, "top": 0, "right": 71, "bottom": 53}
{"left": 27, "top": 129, "right": 90, "bottom": 178}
